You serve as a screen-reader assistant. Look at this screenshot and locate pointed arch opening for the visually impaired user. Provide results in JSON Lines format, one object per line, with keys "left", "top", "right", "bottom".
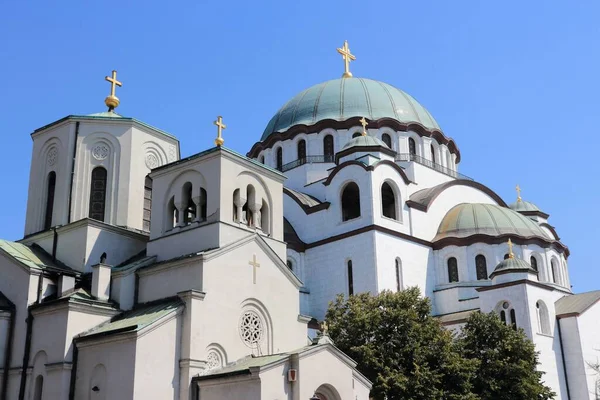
{"left": 44, "top": 171, "right": 56, "bottom": 230}
{"left": 447, "top": 257, "right": 459, "bottom": 283}
{"left": 341, "top": 182, "right": 360, "bottom": 221}
{"left": 475, "top": 254, "right": 488, "bottom": 280}
{"left": 89, "top": 166, "right": 108, "bottom": 222}
{"left": 381, "top": 182, "right": 397, "bottom": 220}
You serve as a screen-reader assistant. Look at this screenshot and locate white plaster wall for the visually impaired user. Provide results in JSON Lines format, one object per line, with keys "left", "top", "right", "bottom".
{"left": 84, "top": 224, "right": 147, "bottom": 272}
{"left": 568, "top": 304, "right": 600, "bottom": 399}
{"left": 138, "top": 260, "right": 203, "bottom": 303}
{"left": 0, "top": 311, "right": 9, "bottom": 372}
{"left": 133, "top": 316, "right": 181, "bottom": 400}
{"left": 75, "top": 338, "right": 136, "bottom": 400}
{"left": 197, "top": 376, "right": 260, "bottom": 400}
{"left": 560, "top": 316, "right": 589, "bottom": 399}
{"left": 111, "top": 271, "right": 136, "bottom": 310}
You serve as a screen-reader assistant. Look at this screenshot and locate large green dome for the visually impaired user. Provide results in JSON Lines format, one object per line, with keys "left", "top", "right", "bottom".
{"left": 261, "top": 78, "right": 441, "bottom": 141}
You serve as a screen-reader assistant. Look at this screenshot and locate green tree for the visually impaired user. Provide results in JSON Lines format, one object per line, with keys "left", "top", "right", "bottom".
{"left": 457, "top": 311, "right": 555, "bottom": 400}
{"left": 325, "top": 288, "right": 477, "bottom": 400}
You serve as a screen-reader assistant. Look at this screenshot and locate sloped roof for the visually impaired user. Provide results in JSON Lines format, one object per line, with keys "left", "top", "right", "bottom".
{"left": 198, "top": 353, "right": 290, "bottom": 379}
{"left": 0, "top": 240, "right": 74, "bottom": 273}
{"left": 78, "top": 298, "right": 182, "bottom": 339}
{"left": 555, "top": 291, "right": 600, "bottom": 318}
{"left": 284, "top": 188, "right": 322, "bottom": 208}
{"left": 437, "top": 309, "right": 477, "bottom": 326}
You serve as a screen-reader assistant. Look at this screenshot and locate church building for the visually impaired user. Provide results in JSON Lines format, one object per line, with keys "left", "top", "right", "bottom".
{"left": 1, "top": 42, "right": 599, "bottom": 400}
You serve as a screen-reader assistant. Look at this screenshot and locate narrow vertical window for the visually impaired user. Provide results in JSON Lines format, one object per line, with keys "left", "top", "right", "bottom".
{"left": 347, "top": 260, "right": 354, "bottom": 295}
{"left": 510, "top": 309, "right": 517, "bottom": 330}
{"left": 297, "top": 140, "right": 306, "bottom": 160}
{"left": 142, "top": 176, "right": 152, "bottom": 232}
{"left": 475, "top": 254, "right": 488, "bottom": 280}
{"left": 551, "top": 259, "right": 558, "bottom": 284}
{"left": 447, "top": 257, "right": 459, "bottom": 283}
{"left": 530, "top": 256, "right": 538, "bottom": 272}
{"left": 200, "top": 188, "right": 207, "bottom": 220}
{"left": 500, "top": 310, "right": 506, "bottom": 323}
{"left": 382, "top": 133, "right": 392, "bottom": 148}
{"left": 182, "top": 182, "right": 195, "bottom": 224}
{"left": 276, "top": 148, "right": 283, "bottom": 171}
{"left": 44, "top": 171, "right": 56, "bottom": 230}
{"left": 381, "top": 182, "right": 397, "bottom": 220}
{"left": 395, "top": 259, "right": 403, "bottom": 291}
{"left": 430, "top": 144, "right": 436, "bottom": 164}
{"left": 408, "top": 138, "right": 416, "bottom": 158}
{"left": 323, "top": 135, "right": 334, "bottom": 159}
{"left": 33, "top": 375, "right": 43, "bottom": 400}
{"left": 89, "top": 167, "right": 107, "bottom": 222}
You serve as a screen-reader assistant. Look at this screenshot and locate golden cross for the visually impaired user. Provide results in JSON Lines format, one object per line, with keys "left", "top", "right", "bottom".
{"left": 320, "top": 320, "right": 329, "bottom": 334}
{"left": 105, "top": 70, "right": 122, "bottom": 98}
{"left": 214, "top": 116, "right": 226, "bottom": 146}
{"left": 515, "top": 185, "right": 522, "bottom": 202}
{"left": 359, "top": 117, "right": 368, "bottom": 136}
{"left": 249, "top": 254, "right": 260, "bottom": 284}
{"left": 507, "top": 238, "right": 514, "bottom": 259}
{"left": 336, "top": 40, "right": 356, "bottom": 78}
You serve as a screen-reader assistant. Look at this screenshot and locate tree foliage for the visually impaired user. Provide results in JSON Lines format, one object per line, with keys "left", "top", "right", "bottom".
{"left": 457, "top": 311, "right": 555, "bottom": 400}
{"left": 325, "top": 288, "right": 477, "bottom": 400}
{"left": 325, "top": 289, "right": 555, "bottom": 400}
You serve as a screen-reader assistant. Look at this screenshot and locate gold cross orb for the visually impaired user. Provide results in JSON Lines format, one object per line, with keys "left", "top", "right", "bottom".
{"left": 515, "top": 185, "right": 522, "bottom": 202}
{"left": 359, "top": 117, "right": 368, "bottom": 136}
{"left": 336, "top": 40, "right": 356, "bottom": 78}
{"left": 249, "top": 254, "right": 260, "bottom": 284}
{"left": 104, "top": 70, "right": 123, "bottom": 111}
{"left": 214, "top": 115, "right": 226, "bottom": 146}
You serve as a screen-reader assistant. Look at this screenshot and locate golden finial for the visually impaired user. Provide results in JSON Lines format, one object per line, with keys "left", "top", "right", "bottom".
{"left": 336, "top": 40, "right": 356, "bottom": 78}
{"left": 507, "top": 238, "right": 514, "bottom": 259}
{"left": 214, "top": 116, "right": 226, "bottom": 146}
{"left": 359, "top": 117, "right": 368, "bottom": 136}
{"left": 320, "top": 320, "right": 329, "bottom": 335}
{"left": 516, "top": 185, "right": 522, "bottom": 202}
{"left": 104, "top": 70, "right": 122, "bottom": 112}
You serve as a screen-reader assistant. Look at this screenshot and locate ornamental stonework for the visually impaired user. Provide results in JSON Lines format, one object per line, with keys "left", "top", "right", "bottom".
{"left": 168, "top": 144, "right": 176, "bottom": 162}
{"left": 239, "top": 310, "right": 264, "bottom": 348}
{"left": 206, "top": 351, "right": 221, "bottom": 370}
{"left": 145, "top": 153, "right": 159, "bottom": 169}
{"left": 47, "top": 147, "right": 58, "bottom": 166}
{"left": 92, "top": 144, "right": 109, "bottom": 161}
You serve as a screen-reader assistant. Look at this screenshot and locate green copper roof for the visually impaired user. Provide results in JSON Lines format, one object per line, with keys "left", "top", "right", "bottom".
{"left": 508, "top": 200, "right": 540, "bottom": 212}
{"left": 434, "top": 203, "right": 551, "bottom": 241}
{"left": 0, "top": 240, "right": 73, "bottom": 273}
{"left": 341, "top": 135, "right": 388, "bottom": 150}
{"left": 492, "top": 257, "right": 536, "bottom": 275}
{"left": 261, "top": 78, "right": 440, "bottom": 140}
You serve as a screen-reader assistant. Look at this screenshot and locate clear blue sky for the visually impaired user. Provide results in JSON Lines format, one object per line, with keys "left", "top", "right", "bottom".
{"left": 1, "top": 1, "right": 598, "bottom": 292}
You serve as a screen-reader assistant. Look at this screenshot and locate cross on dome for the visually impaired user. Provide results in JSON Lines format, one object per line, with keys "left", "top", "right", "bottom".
{"left": 507, "top": 238, "right": 514, "bottom": 259}
{"left": 516, "top": 185, "right": 522, "bottom": 202}
{"left": 214, "top": 115, "right": 226, "bottom": 147}
{"left": 336, "top": 40, "right": 356, "bottom": 78}
{"left": 104, "top": 70, "right": 122, "bottom": 112}
{"left": 359, "top": 117, "right": 368, "bottom": 136}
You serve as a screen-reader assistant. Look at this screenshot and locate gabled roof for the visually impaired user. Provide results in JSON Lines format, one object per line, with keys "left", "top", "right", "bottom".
{"left": 78, "top": 298, "right": 182, "bottom": 340}
{"left": 0, "top": 240, "right": 75, "bottom": 274}
{"left": 555, "top": 290, "right": 600, "bottom": 318}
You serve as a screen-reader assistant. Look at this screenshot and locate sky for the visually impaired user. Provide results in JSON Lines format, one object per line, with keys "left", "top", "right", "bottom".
{"left": 0, "top": 1, "right": 599, "bottom": 292}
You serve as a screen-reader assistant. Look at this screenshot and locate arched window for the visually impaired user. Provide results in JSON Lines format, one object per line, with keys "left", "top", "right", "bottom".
{"left": 510, "top": 309, "right": 517, "bottom": 330}
{"left": 167, "top": 196, "right": 177, "bottom": 230}
{"left": 381, "top": 182, "right": 396, "bottom": 220}
{"left": 182, "top": 182, "right": 195, "bottom": 224}
{"left": 89, "top": 167, "right": 107, "bottom": 222}
{"left": 551, "top": 259, "right": 559, "bottom": 284}
{"left": 408, "top": 138, "right": 417, "bottom": 158}
{"left": 395, "top": 258, "right": 403, "bottom": 291}
{"left": 536, "top": 301, "right": 551, "bottom": 335}
{"left": 530, "top": 256, "right": 538, "bottom": 272}
{"left": 297, "top": 140, "right": 306, "bottom": 160}
{"left": 382, "top": 133, "right": 392, "bottom": 148}
{"left": 504, "top": 253, "right": 510, "bottom": 260}
{"left": 475, "top": 254, "right": 488, "bottom": 280}
{"left": 447, "top": 257, "right": 459, "bottom": 283}
{"left": 199, "top": 188, "right": 208, "bottom": 221}
{"left": 259, "top": 155, "right": 264, "bottom": 164}
{"left": 44, "top": 171, "right": 56, "bottom": 230}
{"left": 276, "top": 148, "right": 283, "bottom": 171}
{"left": 143, "top": 176, "right": 152, "bottom": 232}
{"left": 430, "top": 144, "right": 436, "bottom": 164}
{"left": 260, "top": 199, "right": 270, "bottom": 233}
{"left": 341, "top": 182, "right": 361, "bottom": 221}
{"left": 246, "top": 185, "right": 256, "bottom": 227}
{"left": 323, "top": 135, "right": 334, "bottom": 159}
{"left": 352, "top": 131, "right": 361, "bottom": 138}
{"left": 347, "top": 260, "right": 354, "bottom": 295}
{"left": 500, "top": 310, "right": 506, "bottom": 323}
{"left": 33, "top": 375, "right": 43, "bottom": 400}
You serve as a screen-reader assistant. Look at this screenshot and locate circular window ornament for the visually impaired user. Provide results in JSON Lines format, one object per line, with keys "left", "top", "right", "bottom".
{"left": 239, "top": 310, "right": 264, "bottom": 348}
{"left": 145, "top": 153, "right": 159, "bottom": 169}
{"left": 502, "top": 301, "right": 510, "bottom": 310}
{"left": 206, "top": 351, "right": 221, "bottom": 370}
{"left": 92, "top": 144, "right": 109, "bottom": 161}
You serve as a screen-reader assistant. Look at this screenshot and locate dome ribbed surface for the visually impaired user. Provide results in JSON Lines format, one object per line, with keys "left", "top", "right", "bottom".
{"left": 492, "top": 257, "right": 536, "bottom": 274}
{"left": 434, "top": 203, "right": 550, "bottom": 241}
{"left": 261, "top": 78, "right": 440, "bottom": 141}
{"left": 341, "top": 135, "right": 388, "bottom": 150}
{"left": 508, "top": 200, "right": 540, "bottom": 212}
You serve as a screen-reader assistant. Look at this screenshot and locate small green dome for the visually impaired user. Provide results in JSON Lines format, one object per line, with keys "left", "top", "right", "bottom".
{"left": 492, "top": 257, "right": 536, "bottom": 275}
{"left": 261, "top": 78, "right": 440, "bottom": 141}
{"left": 435, "top": 203, "right": 550, "bottom": 241}
{"left": 341, "top": 135, "right": 388, "bottom": 150}
{"left": 508, "top": 200, "right": 540, "bottom": 213}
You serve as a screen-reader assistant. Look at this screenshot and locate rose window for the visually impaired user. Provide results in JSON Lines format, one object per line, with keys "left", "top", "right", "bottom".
{"left": 239, "top": 311, "right": 264, "bottom": 348}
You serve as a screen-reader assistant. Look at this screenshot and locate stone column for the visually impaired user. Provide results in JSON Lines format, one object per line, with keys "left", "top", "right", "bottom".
{"left": 248, "top": 202, "right": 261, "bottom": 228}
{"left": 233, "top": 195, "right": 246, "bottom": 223}
{"left": 175, "top": 201, "right": 186, "bottom": 227}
